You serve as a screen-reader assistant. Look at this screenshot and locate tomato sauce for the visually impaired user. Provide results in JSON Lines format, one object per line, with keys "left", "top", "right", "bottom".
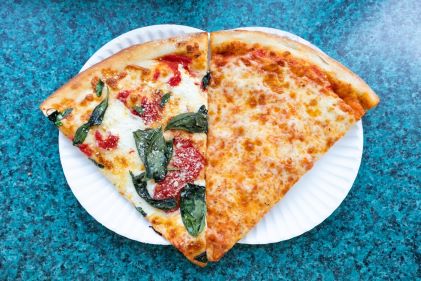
{"left": 154, "top": 138, "right": 204, "bottom": 200}
{"left": 131, "top": 96, "right": 162, "bottom": 125}
{"left": 160, "top": 54, "right": 192, "bottom": 87}
{"left": 166, "top": 63, "right": 182, "bottom": 86}
{"left": 95, "top": 131, "right": 119, "bottom": 150}
{"left": 78, "top": 144, "right": 93, "bottom": 157}
{"left": 153, "top": 69, "right": 160, "bottom": 81}
{"left": 116, "top": 90, "right": 130, "bottom": 104}
{"left": 117, "top": 89, "right": 162, "bottom": 125}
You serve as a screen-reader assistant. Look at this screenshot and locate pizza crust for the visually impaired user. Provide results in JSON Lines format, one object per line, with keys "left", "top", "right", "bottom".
{"left": 40, "top": 32, "right": 208, "bottom": 115}
{"left": 211, "top": 30, "right": 379, "bottom": 113}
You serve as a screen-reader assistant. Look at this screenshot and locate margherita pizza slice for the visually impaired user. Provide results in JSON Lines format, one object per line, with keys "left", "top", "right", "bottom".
{"left": 206, "top": 30, "right": 379, "bottom": 261}
{"left": 40, "top": 33, "right": 209, "bottom": 266}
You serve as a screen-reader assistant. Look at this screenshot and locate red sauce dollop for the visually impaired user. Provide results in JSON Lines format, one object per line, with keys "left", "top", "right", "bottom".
{"left": 95, "top": 131, "right": 119, "bottom": 150}
{"left": 160, "top": 54, "right": 192, "bottom": 87}
{"left": 167, "top": 66, "right": 182, "bottom": 86}
{"left": 160, "top": 54, "right": 192, "bottom": 69}
{"left": 153, "top": 69, "right": 160, "bottom": 81}
{"left": 154, "top": 138, "right": 204, "bottom": 200}
{"left": 117, "top": 89, "right": 162, "bottom": 125}
{"left": 78, "top": 144, "right": 93, "bottom": 157}
{"left": 117, "top": 90, "right": 131, "bottom": 104}
{"left": 131, "top": 96, "right": 162, "bottom": 125}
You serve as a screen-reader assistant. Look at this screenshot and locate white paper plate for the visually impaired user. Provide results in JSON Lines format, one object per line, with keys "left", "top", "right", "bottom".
{"left": 59, "top": 24, "right": 363, "bottom": 245}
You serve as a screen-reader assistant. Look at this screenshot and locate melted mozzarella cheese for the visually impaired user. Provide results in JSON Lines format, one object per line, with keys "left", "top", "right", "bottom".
{"left": 101, "top": 99, "right": 146, "bottom": 152}
{"left": 206, "top": 50, "right": 357, "bottom": 261}
{"left": 171, "top": 66, "right": 206, "bottom": 112}
{"left": 146, "top": 180, "right": 156, "bottom": 196}
{"left": 194, "top": 179, "right": 206, "bottom": 187}
{"left": 97, "top": 100, "right": 159, "bottom": 214}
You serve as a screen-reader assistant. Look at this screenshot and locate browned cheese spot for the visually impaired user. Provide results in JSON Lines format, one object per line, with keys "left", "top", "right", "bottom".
{"left": 80, "top": 94, "right": 94, "bottom": 107}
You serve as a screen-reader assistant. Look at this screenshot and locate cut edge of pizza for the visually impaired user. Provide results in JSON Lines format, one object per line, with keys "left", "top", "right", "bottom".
{"left": 205, "top": 30, "right": 379, "bottom": 261}
{"left": 40, "top": 32, "right": 210, "bottom": 266}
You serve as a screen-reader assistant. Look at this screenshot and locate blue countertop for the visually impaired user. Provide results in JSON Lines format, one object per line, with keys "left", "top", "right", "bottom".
{"left": 1, "top": 0, "right": 420, "bottom": 279}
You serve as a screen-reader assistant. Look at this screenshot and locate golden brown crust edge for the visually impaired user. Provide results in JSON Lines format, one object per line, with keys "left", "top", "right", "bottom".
{"left": 210, "top": 30, "right": 379, "bottom": 113}
{"left": 149, "top": 214, "right": 207, "bottom": 267}
{"left": 40, "top": 32, "right": 208, "bottom": 114}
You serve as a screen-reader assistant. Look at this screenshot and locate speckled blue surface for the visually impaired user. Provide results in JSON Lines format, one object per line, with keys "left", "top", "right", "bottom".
{"left": 1, "top": 0, "right": 420, "bottom": 280}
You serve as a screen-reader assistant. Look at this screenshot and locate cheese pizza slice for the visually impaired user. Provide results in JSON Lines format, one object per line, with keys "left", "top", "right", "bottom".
{"left": 206, "top": 30, "right": 379, "bottom": 261}
{"left": 40, "top": 33, "right": 209, "bottom": 266}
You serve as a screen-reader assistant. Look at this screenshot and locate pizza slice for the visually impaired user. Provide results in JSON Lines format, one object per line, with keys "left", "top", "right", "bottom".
{"left": 206, "top": 30, "right": 379, "bottom": 261}
{"left": 40, "top": 33, "right": 209, "bottom": 266}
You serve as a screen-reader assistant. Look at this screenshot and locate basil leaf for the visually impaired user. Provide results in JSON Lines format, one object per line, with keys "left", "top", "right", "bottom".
{"left": 165, "top": 106, "right": 208, "bottom": 133}
{"left": 47, "top": 108, "right": 73, "bottom": 127}
{"left": 201, "top": 71, "right": 211, "bottom": 90}
{"left": 135, "top": 206, "right": 147, "bottom": 217}
{"left": 60, "top": 108, "right": 73, "bottom": 118}
{"left": 47, "top": 110, "right": 59, "bottom": 123}
{"left": 88, "top": 91, "right": 109, "bottom": 126}
{"left": 198, "top": 105, "right": 208, "bottom": 115}
{"left": 194, "top": 252, "right": 208, "bottom": 263}
{"left": 72, "top": 93, "right": 109, "bottom": 145}
{"left": 95, "top": 79, "right": 104, "bottom": 97}
{"left": 165, "top": 139, "right": 173, "bottom": 164}
{"left": 133, "top": 128, "right": 172, "bottom": 181}
{"left": 133, "top": 105, "right": 144, "bottom": 115}
{"left": 146, "top": 129, "right": 171, "bottom": 181}
{"left": 160, "top": 93, "right": 171, "bottom": 107}
{"left": 180, "top": 183, "right": 206, "bottom": 237}
{"left": 133, "top": 129, "right": 152, "bottom": 165}
{"left": 73, "top": 123, "right": 90, "bottom": 145}
{"left": 130, "top": 171, "right": 177, "bottom": 211}
{"left": 90, "top": 159, "right": 104, "bottom": 169}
